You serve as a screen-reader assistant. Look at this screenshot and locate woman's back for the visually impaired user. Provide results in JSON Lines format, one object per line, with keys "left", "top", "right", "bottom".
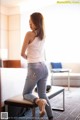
{"left": 27, "top": 37, "right": 45, "bottom": 63}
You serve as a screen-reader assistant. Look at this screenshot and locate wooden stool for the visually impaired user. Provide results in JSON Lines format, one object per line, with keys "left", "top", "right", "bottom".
{"left": 4, "top": 95, "right": 37, "bottom": 120}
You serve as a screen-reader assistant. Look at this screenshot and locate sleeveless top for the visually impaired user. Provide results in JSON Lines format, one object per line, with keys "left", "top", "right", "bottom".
{"left": 27, "top": 37, "right": 45, "bottom": 63}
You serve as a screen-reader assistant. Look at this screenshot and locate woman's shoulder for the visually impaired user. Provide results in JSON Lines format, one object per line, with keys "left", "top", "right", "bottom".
{"left": 26, "top": 31, "right": 35, "bottom": 38}
{"left": 25, "top": 31, "right": 36, "bottom": 44}
{"left": 26, "top": 31, "right": 34, "bottom": 35}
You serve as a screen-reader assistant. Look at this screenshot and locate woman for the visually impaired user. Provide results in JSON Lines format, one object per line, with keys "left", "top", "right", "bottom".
{"left": 21, "top": 12, "right": 53, "bottom": 120}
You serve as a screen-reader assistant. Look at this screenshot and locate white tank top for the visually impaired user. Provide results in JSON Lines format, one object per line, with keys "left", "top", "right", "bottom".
{"left": 27, "top": 37, "right": 45, "bottom": 63}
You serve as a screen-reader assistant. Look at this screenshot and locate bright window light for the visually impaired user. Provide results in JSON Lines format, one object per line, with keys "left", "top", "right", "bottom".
{"left": 20, "top": 4, "right": 80, "bottom": 63}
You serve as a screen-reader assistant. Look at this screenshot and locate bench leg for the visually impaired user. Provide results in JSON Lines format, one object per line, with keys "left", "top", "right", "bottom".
{"left": 5, "top": 104, "right": 8, "bottom": 112}
{"left": 68, "top": 71, "right": 70, "bottom": 91}
{"left": 32, "top": 107, "right": 35, "bottom": 120}
{"left": 52, "top": 89, "right": 65, "bottom": 111}
{"left": 4, "top": 104, "right": 8, "bottom": 120}
{"left": 63, "top": 89, "right": 65, "bottom": 111}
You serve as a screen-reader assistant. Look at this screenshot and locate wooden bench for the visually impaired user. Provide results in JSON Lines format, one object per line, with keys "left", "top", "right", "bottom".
{"left": 4, "top": 86, "right": 65, "bottom": 119}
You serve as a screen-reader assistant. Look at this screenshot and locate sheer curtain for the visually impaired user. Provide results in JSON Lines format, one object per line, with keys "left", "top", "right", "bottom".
{"left": 43, "top": 4, "right": 80, "bottom": 63}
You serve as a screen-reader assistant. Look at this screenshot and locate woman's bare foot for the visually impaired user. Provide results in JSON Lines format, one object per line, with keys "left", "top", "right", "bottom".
{"left": 36, "top": 98, "right": 48, "bottom": 117}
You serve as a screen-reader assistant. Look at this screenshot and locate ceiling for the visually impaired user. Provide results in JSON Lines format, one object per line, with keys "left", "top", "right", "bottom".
{"left": 1, "top": 0, "right": 55, "bottom": 8}
{"left": 1, "top": 0, "right": 29, "bottom": 7}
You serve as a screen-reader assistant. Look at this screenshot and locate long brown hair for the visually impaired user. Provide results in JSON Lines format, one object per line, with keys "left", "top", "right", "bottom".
{"left": 30, "top": 12, "right": 44, "bottom": 40}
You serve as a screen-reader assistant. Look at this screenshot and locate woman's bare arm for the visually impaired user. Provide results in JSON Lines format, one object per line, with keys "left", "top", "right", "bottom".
{"left": 21, "top": 32, "right": 30, "bottom": 59}
{"left": 21, "top": 31, "right": 35, "bottom": 59}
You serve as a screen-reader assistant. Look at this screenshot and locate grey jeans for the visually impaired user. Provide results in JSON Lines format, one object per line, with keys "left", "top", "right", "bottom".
{"left": 23, "top": 62, "right": 53, "bottom": 118}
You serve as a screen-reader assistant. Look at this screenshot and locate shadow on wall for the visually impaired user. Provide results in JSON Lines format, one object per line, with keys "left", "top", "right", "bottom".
{"left": 0, "top": 59, "right": 2, "bottom": 67}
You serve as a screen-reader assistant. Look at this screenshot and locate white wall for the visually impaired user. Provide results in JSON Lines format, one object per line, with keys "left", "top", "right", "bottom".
{"left": 0, "top": 6, "right": 21, "bottom": 60}
{"left": 0, "top": 6, "right": 9, "bottom": 59}
{"left": 8, "top": 14, "right": 21, "bottom": 59}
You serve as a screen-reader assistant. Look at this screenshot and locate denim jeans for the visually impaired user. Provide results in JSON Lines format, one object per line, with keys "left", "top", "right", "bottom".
{"left": 23, "top": 62, "right": 53, "bottom": 118}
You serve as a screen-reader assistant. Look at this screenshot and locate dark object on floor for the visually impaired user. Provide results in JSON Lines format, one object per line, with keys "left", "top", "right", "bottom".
{"left": 35, "top": 85, "right": 51, "bottom": 93}
{"left": 6, "top": 106, "right": 28, "bottom": 119}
